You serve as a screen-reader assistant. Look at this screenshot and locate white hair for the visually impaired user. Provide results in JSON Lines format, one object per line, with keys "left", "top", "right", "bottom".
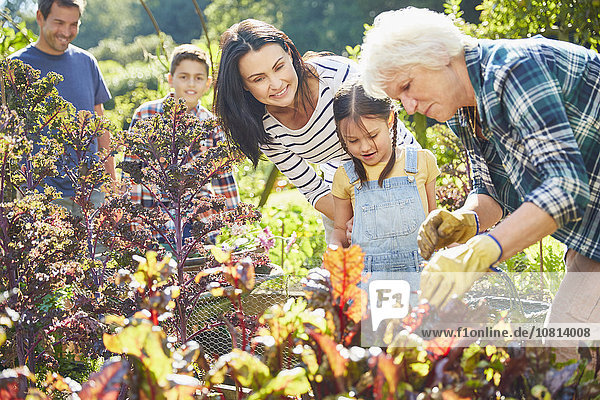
{"left": 359, "top": 7, "right": 476, "bottom": 99}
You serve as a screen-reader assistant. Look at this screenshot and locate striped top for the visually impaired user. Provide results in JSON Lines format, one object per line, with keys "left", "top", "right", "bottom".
{"left": 260, "top": 55, "right": 417, "bottom": 207}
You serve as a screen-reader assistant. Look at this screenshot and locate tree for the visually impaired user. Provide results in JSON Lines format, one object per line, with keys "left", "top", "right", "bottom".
{"left": 77, "top": 0, "right": 212, "bottom": 50}
{"left": 277, "top": 0, "right": 365, "bottom": 54}
{"left": 76, "top": 0, "right": 152, "bottom": 50}
{"left": 203, "top": 0, "right": 482, "bottom": 56}
{"left": 203, "top": 0, "right": 281, "bottom": 46}
{"left": 0, "top": 0, "right": 36, "bottom": 20}
{"left": 0, "top": 10, "right": 35, "bottom": 57}
{"left": 144, "top": 0, "right": 211, "bottom": 44}
{"left": 472, "top": 0, "right": 600, "bottom": 50}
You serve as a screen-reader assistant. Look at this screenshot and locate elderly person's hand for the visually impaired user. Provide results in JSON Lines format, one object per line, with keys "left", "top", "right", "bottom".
{"left": 418, "top": 209, "right": 479, "bottom": 260}
{"left": 419, "top": 234, "right": 502, "bottom": 309}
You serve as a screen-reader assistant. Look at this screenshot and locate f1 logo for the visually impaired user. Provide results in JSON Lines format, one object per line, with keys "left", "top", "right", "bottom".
{"left": 369, "top": 280, "right": 411, "bottom": 331}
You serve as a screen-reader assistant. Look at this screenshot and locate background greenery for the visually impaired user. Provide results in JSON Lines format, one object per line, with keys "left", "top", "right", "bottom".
{"left": 2, "top": 0, "right": 599, "bottom": 276}
{"left": 4, "top": 0, "right": 483, "bottom": 54}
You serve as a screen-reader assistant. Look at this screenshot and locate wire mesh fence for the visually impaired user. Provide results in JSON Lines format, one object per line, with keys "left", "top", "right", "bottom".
{"left": 184, "top": 263, "right": 304, "bottom": 364}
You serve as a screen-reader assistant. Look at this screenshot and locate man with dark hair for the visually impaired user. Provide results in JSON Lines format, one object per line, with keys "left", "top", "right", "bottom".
{"left": 37, "top": 0, "right": 86, "bottom": 21}
{"left": 10, "top": 0, "right": 114, "bottom": 210}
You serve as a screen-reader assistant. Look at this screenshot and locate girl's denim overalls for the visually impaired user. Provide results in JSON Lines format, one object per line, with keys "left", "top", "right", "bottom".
{"left": 343, "top": 146, "right": 426, "bottom": 306}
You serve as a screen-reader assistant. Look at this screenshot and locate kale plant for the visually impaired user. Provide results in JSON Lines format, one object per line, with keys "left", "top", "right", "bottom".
{"left": 115, "top": 96, "right": 262, "bottom": 342}
{"left": 0, "top": 58, "right": 121, "bottom": 394}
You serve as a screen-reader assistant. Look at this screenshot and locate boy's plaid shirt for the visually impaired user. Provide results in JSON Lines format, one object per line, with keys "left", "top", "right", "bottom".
{"left": 124, "top": 94, "right": 239, "bottom": 240}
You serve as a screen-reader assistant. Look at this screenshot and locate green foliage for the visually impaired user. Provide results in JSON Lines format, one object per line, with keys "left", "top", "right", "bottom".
{"left": 500, "top": 236, "right": 566, "bottom": 302}
{"left": 203, "top": 0, "right": 481, "bottom": 55}
{"left": 89, "top": 34, "right": 176, "bottom": 65}
{"left": 210, "top": 349, "right": 311, "bottom": 400}
{"left": 206, "top": 246, "right": 368, "bottom": 398}
{"left": 262, "top": 202, "right": 326, "bottom": 272}
{"left": 104, "top": 83, "right": 164, "bottom": 131}
{"left": 84, "top": 252, "right": 204, "bottom": 398}
{"left": 15, "top": 0, "right": 483, "bottom": 57}
{"left": 203, "top": 0, "right": 281, "bottom": 47}
{"left": 218, "top": 167, "right": 327, "bottom": 276}
{"left": 0, "top": 59, "right": 121, "bottom": 393}
{"left": 205, "top": 247, "right": 600, "bottom": 399}
{"left": 232, "top": 159, "right": 279, "bottom": 203}
{"left": 75, "top": 0, "right": 154, "bottom": 50}
{"left": 105, "top": 324, "right": 201, "bottom": 397}
{"left": 99, "top": 59, "right": 166, "bottom": 99}
{"left": 96, "top": 36, "right": 219, "bottom": 130}
{"left": 143, "top": 0, "right": 211, "bottom": 44}
{"left": 76, "top": 0, "right": 210, "bottom": 50}
{"left": 114, "top": 96, "right": 264, "bottom": 345}
{"left": 98, "top": 58, "right": 168, "bottom": 130}
{"left": 476, "top": 0, "right": 600, "bottom": 50}
{"left": 428, "top": 124, "right": 471, "bottom": 211}
{"left": 0, "top": 16, "right": 35, "bottom": 57}
{"left": 446, "top": 0, "right": 600, "bottom": 50}
{"left": 275, "top": 0, "right": 366, "bottom": 53}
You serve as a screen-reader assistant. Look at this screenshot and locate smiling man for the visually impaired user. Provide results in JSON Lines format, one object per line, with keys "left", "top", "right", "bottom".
{"left": 10, "top": 0, "right": 113, "bottom": 209}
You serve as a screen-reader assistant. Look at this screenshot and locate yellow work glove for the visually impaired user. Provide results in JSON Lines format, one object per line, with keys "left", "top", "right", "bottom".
{"left": 418, "top": 209, "right": 479, "bottom": 260}
{"left": 419, "top": 234, "right": 502, "bottom": 310}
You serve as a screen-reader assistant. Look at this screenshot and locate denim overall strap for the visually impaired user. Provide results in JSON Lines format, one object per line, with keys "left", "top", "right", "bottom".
{"left": 351, "top": 147, "right": 428, "bottom": 307}
{"left": 343, "top": 160, "right": 359, "bottom": 185}
{"left": 405, "top": 146, "right": 418, "bottom": 174}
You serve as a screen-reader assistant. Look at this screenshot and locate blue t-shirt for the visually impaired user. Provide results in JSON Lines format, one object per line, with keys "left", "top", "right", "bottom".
{"left": 10, "top": 44, "right": 111, "bottom": 196}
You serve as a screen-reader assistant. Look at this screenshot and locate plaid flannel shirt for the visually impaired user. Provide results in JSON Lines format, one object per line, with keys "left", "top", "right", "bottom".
{"left": 447, "top": 36, "right": 600, "bottom": 261}
{"left": 124, "top": 94, "right": 239, "bottom": 242}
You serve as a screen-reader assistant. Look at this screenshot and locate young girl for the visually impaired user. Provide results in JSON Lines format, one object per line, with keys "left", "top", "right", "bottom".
{"left": 331, "top": 81, "right": 440, "bottom": 300}
{"left": 214, "top": 19, "right": 418, "bottom": 242}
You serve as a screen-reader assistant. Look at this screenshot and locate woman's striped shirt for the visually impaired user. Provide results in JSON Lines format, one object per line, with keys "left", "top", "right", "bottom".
{"left": 260, "top": 55, "right": 417, "bottom": 207}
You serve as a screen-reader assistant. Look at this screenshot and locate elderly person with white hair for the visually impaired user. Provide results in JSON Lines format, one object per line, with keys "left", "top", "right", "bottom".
{"left": 360, "top": 7, "right": 600, "bottom": 361}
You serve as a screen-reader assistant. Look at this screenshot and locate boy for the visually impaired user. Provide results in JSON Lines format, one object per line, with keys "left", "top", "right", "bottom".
{"left": 126, "top": 44, "right": 239, "bottom": 243}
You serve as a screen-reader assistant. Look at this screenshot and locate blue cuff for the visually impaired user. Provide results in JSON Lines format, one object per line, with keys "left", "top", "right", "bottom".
{"left": 486, "top": 233, "right": 503, "bottom": 264}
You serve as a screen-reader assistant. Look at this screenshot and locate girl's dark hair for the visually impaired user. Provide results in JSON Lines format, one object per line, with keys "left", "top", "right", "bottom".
{"left": 333, "top": 80, "right": 398, "bottom": 187}
{"left": 215, "top": 19, "right": 318, "bottom": 166}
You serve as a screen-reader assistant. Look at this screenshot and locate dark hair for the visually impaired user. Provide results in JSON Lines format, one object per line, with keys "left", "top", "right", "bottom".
{"left": 169, "top": 44, "right": 210, "bottom": 75}
{"left": 215, "top": 19, "right": 318, "bottom": 166}
{"left": 333, "top": 80, "right": 398, "bottom": 187}
{"left": 38, "top": 0, "right": 86, "bottom": 18}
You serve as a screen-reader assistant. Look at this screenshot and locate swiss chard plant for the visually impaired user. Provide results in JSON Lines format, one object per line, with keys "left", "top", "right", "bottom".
{"left": 204, "top": 245, "right": 600, "bottom": 400}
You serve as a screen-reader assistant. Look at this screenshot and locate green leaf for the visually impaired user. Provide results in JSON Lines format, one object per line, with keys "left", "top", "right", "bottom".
{"left": 103, "top": 322, "right": 171, "bottom": 384}
{"left": 208, "top": 349, "right": 271, "bottom": 390}
{"left": 531, "top": 385, "right": 552, "bottom": 400}
{"left": 307, "top": 329, "right": 348, "bottom": 379}
{"left": 247, "top": 367, "right": 311, "bottom": 400}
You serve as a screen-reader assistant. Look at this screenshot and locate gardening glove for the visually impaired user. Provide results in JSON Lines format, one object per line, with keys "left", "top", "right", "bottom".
{"left": 418, "top": 209, "right": 479, "bottom": 260}
{"left": 419, "top": 234, "right": 502, "bottom": 310}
